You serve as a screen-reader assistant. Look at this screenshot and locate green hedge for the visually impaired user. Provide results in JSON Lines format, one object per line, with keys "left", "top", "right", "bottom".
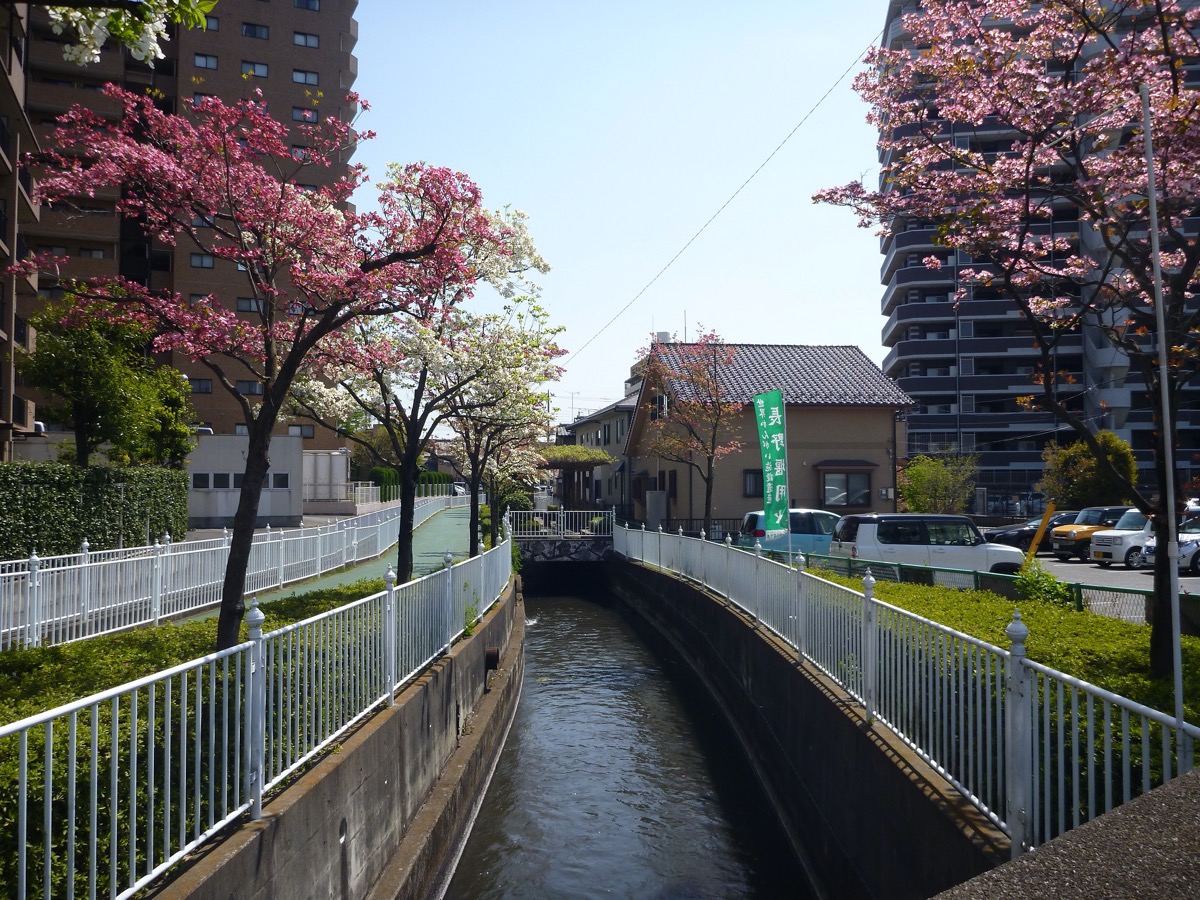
{"left": 418, "top": 471, "right": 451, "bottom": 485}
{"left": 0, "top": 462, "right": 187, "bottom": 558}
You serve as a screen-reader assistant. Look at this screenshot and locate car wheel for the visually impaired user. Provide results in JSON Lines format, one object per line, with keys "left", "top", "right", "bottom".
{"left": 1054, "top": 552, "right": 1071, "bottom": 562}
{"left": 1124, "top": 547, "right": 1143, "bottom": 570}
{"left": 1077, "top": 548, "right": 1090, "bottom": 561}
{"left": 1097, "top": 561, "right": 1112, "bottom": 568}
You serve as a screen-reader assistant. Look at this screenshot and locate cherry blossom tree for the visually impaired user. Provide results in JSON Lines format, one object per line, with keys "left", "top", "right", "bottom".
{"left": 26, "top": 86, "right": 508, "bottom": 648}
{"left": 41, "top": 1, "right": 216, "bottom": 65}
{"left": 816, "top": 0, "right": 1200, "bottom": 676}
{"left": 639, "top": 331, "right": 744, "bottom": 535}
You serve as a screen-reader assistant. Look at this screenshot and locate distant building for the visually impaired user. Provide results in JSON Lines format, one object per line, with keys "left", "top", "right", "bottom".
{"left": 624, "top": 342, "right": 912, "bottom": 532}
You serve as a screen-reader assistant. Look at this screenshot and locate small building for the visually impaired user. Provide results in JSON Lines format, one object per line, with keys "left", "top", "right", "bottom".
{"left": 625, "top": 343, "right": 912, "bottom": 532}
{"left": 566, "top": 390, "right": 639, "bottom": 512}
{"left": 187, "top": 434, "right": 303, "bottom": 528}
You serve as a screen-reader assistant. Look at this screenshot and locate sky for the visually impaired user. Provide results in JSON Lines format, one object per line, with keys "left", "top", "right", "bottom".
{"left": 351, "top": 1, "right": 888, "bottom": 422}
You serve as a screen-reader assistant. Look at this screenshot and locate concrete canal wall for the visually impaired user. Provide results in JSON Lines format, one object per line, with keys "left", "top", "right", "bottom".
{"left": 608, "top": 560, "right": 1008, "bottom": 900}
{"left": 160, "top": 580, "right": 524, "bottom": 900}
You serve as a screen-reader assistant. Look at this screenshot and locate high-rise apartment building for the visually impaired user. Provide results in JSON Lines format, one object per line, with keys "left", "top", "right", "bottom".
{"left": 877, "top": 1, "right": 1200, "bottom": 511}
{"left": 4, "top": 0, "right": 359, "bottom": 461}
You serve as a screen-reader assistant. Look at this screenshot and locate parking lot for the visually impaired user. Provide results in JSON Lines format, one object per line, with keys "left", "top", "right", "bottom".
{"left": 1036, "top": 552, "right": 1187, "bottom": 591}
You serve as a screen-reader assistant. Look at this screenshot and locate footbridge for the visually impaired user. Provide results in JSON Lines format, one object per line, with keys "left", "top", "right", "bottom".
{"left": 508, "top": 509, "right": 614, "bottom": 563}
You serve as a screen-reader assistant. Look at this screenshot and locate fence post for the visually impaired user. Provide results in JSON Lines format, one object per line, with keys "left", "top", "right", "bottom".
{"left": 657, "top": 525, "right": 663, "bottom": 568}
{"left": 151, "top": 539, "right": 163, "bottom": 626}
{"left": 26, "top": 551, "right": 41, "bottom": 648}
{"left": 861, "top": 569, "right": 877, "bottom": 724}
{"left": 724, "top": 535, "right": 732, "bottom": 602}
{"left": 385, "top": 567, "right": 397, "bottom": 703}
{"left": 677, "top": 526, "right": 684, "bottom": 573}
{"left": 699, "top": 530, "right": 706, "bottom": 586}
{"left": 796, "top": 552, "right": 806, "bottom": 664}
{"left": 246, "top": 598, "right": 267, "bottom": 820}
{"left": 1005, "top": 610, "right": 1031, "bottom": 858}
{"left": 80, "top": 538, "right": 91, "bottom": 622}
{"left": 443, "top": 550, "right": 454, "bottom": 654}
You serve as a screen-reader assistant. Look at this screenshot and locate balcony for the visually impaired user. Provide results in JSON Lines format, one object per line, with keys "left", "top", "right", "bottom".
{"left": 1083, "top": 338, "right": 1128, "bottom": 382}
{"left": 881, "top": 301, "right": 957, "bottom": 342}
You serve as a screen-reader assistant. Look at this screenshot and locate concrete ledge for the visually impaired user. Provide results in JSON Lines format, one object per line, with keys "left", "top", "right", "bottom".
{"left": 610, "top": 560, "right": 1007, "bottom": 899}
{"left": 153, "top": 579, "right": 523, "bottom": 900}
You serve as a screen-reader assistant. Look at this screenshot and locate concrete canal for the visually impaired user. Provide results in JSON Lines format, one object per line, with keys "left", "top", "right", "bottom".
{"left": 445, "top": 593, "right": 812, "bottom": 898}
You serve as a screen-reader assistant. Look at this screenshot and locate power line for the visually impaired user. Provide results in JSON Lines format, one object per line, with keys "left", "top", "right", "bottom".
{"left": 565, "top": 31, "right": 883, "bottom": 366}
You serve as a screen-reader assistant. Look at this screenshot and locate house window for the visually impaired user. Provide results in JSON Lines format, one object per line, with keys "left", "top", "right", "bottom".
{"left": 190, "top": 253, "right": 214, "bottom": 268}
{"left": 292, "top": 106, "right": 318, "bottom": 122}
{"left": 235, "top": 424, "right": 249, "bottom": 436}
{"left": 295, "top": 0, "right": 320, "bottom": 9}
{"left": 743, "top": 469, "right": 763, "bottom": 498}
{"left": 233, "top": 473, "right": 244, "bottom": 488}
{"left": 192, "top": 473, "right": 210, "bottom": 489}
{"left": 205, "top": 15, "right": 218, "bottom": 30}
{"left": 78, "top": 247, "right": 104, "bottom": 259}
{"left": 242, "top": 23, "right": 269, "bottom": 39}
{"left": 288, "top": 424, "right": 315, "bottom": 438}
{"left": 40, "top": 245, "right": 67, "bottom": 257}
{"left": 236, "top": 380, "right": 264, "bottom": 396}
{"left": 195, "top": 54, "right": 218, "bottom": 70}
{"left": 242, "top": 61, "right": 269, "bottom": 78}
{"left": 603, "top": 423, "right": 611, "bottom": 445}
{"left": 292, "top": 69, "right": 319, "bottom": 85}
{"left": 213, "top": 472, "right": 231, "bottom": 489}
{"left": 194, "top": 92, "right": 214, "bottom": 104}
{"left": 272, "top": 473, "right": 291, "bottom": 489}
{"left": 188, "top": 293, "right": 209, "bottom": 304}
{"left": 190, "top": 378, "right": 213, "bottom": 394}
{"left": 293, "top": 31, "right": 319, "bottom": 48}
{"left": 236, "top": 297, "right": 264, "bottom": 313}
{"left": 291, "top": 145, "right": 310, "bottom": 160}
{"left": 823, "top": 472, "right": 871, "bottom": 508}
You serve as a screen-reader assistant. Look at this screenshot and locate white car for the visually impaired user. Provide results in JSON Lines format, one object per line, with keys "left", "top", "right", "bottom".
{"left": 1143, "top": 519, "right": 1200, "bottom": 575}
{"left": 830, "top": 514, "right": 1026, "bottom": 574}
{"left": 1089, "top": 508, "right": 1152, "bottom": 569}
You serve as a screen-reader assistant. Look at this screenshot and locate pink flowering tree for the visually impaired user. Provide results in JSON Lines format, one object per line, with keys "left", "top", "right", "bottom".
{"left": 639, "top": 331, "right": 744, "bottom": 535}
{"left": 26, "top": 86, "right": 508, "bottom": 648}
{"left": 816, "top": 0, "right": 1200, "bottom": 676}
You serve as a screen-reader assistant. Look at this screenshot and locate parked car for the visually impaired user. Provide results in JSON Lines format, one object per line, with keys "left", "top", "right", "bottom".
{"left": 1049, "top": 506, "right": 1130, "bottom": 561}
{"left": 830, "top": 513, "right": 1026, "bottom": 574}
{"left": 985, "top": 510, "right": 1080, "bottom": 553}
{"left": 1144, "top": 519, "right": 1200, "bottom": 575}
{"left": 737, "top": 508, "right": 841, "bottom": 558}
{"left": 1089, "top": 508, "right": 1152, "bottom": 569}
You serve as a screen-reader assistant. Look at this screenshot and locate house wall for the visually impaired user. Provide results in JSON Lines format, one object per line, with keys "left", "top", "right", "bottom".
{"left": 187, "top": 434, "right": 303, "bottom": 528}
{"left": 630, "top": 406, "right": 906, "bottom": 524}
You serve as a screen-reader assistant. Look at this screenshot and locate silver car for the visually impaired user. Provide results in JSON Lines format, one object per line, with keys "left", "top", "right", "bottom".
{"left": 1143, "top": 519, "right": 1200, "bottom": 575}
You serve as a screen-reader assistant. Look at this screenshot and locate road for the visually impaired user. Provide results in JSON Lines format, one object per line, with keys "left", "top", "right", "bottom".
{"left": 1035, "top": 551, "right": 1191, "bottom": 591}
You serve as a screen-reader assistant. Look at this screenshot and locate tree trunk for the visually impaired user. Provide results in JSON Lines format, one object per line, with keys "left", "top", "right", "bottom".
{"left": 215, "top": 427, "right": 272, "bottom": 650}
{"left": 393, "top": 440, "right": 423, "bottom": 583}
{"left": 468, "top": 473, "right": 484, "bottom": 557}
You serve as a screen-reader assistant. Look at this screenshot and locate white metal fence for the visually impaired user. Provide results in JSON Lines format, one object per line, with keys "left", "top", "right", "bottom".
{"left": 0, "top": 523, "right": 512, "bottom": 900}
{"left": 0, "top": 495, "right": 467, "bottom": 651}
{"left": 508, "top": 509, "right": 614, "bottom": 538}
{"left": 615, "top": 524, "right": 1198, "bottom": 855}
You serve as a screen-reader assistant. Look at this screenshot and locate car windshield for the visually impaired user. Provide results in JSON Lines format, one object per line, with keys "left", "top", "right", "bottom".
{"left": 1075, "top": 509, "right": 1107, "bottom": 525}
{"left": 1113, "top": 510, "right": 1147, "bottom": 531}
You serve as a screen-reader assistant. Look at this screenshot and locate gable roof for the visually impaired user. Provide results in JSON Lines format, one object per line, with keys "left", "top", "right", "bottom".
{"left": 651, "top": 343, "right": 912, "bottom": 407}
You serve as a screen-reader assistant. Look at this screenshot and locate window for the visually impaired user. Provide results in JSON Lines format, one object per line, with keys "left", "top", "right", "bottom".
{"left": 233, "top": 473, "right": 244, "bottom": 488}
{"left": 236, "top": 297, "right": 264, "bottom": 313}
{"left": 293, "top": 31, "right": 319, "bottom": 48}
{"left": 235, "top": 424, "right": 249, "bottom": 436}
{"left": 743, "top": 469, "right": 763, "bottom": 498}
{"left": 241, "top": 23, "right": 268, "bottom": 39}
{"left": 602, "top": 422, "right": 611, "bottom": 444}
{"left": 192, "top": 214, "right": 214, "bottom": 228}
{"left": 292, "top": 69, "right": 319, "bottom": 85}
{"left": 205, "top": 15, "right": 218, "bottom": 30}
{"left": 195, "top": 54, "right": 218, "bottom": 70}
{"left": 40, "top": 245, "right": 67, "bottom": 257}
{"left": 295, "top": 0, "right": 320, "bottom": 9}
{"left": 193, "top": 92, "right": 214, "bottom": 105}
{"left": 78, "top": 247, "right": 104, "bottom": 259}
{"left": 213, "top": 473, "right": 231, "bottom": 489}
{"left": 292, "top": 106, "right": 318, "bottom": 122}
{"left": 192, "top": 473, "right": 210, "bottom": 489}
{"left": 190, "top": 253, "right": 214, "bottom": 268}
{"left": 272, "top": 473, "right": 291, "bottom": 489}
{"left": 290, "top": 145, "right": 310, "bottom": 160}
{"left": 242, "top": 61, "right": 268, "bottom": 78}
{"left": 823, "top": 472, "right": 871, "bottom": 508}
{"left": 288, "top": 424, "right": 315, "bottom": 438}
{"left": 235, "top": 380, "right": 264, "bottom": 396}
{"left": 190, "top": 378, "right": 213, "bottom": 394}
{"left": 188, "top": 293, "right": 209, "bottom": 304}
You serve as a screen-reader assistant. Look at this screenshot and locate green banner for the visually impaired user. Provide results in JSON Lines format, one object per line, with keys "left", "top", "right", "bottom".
{"left": 753, "top": 389, "right": 790, "bottom": 537}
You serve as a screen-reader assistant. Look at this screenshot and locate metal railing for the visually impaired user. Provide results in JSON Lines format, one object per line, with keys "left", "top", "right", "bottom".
{"left": 0, "top": 495, "right": 469, "bottom": 651}
{"left": 614, "top": 523, "right": 1198, "bottom": 855}
{"left": 0, "top": 521, "right": 512, "bottom": 900}
{"left": 508, "top": 509, "right": 614, "bottom": 539}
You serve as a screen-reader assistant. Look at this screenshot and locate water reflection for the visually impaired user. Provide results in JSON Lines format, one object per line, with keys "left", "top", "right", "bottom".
{"left": 445, "top": 595, "right": 810, "bottom": 899}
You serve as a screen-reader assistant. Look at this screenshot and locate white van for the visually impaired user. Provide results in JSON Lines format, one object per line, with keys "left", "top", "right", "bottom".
{"left": 1089, "top": 508, "right": 1152, "bottom": 569}
{"left": 830, "top": 513, "right": 1025, "bottom": 574}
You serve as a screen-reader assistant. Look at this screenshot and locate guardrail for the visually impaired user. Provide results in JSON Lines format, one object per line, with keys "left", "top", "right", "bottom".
{"left": 614, "top": 523, "right": 1197, "bottom": 855}
{"left": 0, "top": 495, "right": 468, "bottom": 651}
{"left": 0, "top": 522, "right": 512, "bottom": 900}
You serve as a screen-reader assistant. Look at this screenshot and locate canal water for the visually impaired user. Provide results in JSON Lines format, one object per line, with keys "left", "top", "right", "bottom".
{"left": 445, "top": 595, "right": 812, "bottom": 899}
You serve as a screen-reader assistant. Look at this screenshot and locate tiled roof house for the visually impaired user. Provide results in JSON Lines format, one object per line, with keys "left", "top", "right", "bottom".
{"left": 625, "top": 343, "right": 913, "bottom": 532}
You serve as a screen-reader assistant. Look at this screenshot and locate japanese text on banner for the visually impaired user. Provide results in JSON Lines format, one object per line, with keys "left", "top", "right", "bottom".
{"left": 753, "top": 390, "right": 789, "bottom": 537}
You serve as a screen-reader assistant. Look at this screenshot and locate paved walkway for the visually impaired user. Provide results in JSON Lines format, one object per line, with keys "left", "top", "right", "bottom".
{"left": 250, "top": 506, "right": 473, "bottom": 604}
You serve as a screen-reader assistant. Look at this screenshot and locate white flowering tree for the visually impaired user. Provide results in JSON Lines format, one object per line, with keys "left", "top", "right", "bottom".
{"left": 42, "top": 1, "right": 216, "bottom": 65}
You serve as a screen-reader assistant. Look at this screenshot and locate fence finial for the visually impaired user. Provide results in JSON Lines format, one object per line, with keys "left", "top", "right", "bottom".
{"left": 1006, "top": 608, "right": 1029, "bottom": 655}
{"left": 246, "top": 595, "right": 265, "bottom": 633}
{"left": 444, "top": 549, "right": 454, "bottom": 569}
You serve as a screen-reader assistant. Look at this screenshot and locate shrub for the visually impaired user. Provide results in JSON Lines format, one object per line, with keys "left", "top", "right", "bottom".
{"left": 1015, "top": 557, "right": 1076, "bottom": 608}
